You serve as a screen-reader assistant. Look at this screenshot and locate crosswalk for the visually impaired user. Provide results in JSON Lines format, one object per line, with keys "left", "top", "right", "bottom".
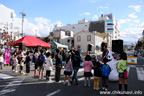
{"left": 0, "top": 73, "right": 14, "bottom": 79}
{"left": 0, "top": 65, "right": 144, "bottom": 82}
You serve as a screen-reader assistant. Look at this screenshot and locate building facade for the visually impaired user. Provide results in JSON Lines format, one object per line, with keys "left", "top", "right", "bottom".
{"left": 53, "top": 13, "right": 120, "bottom": 41}
{"left": 74, "top": 30, "right": 103, "bottom": 54}
{"left": 53, "top": 19, "right": 90, "bottom": 35}
{"left": 53, "top": 30, "right": 74, "bottom": 49}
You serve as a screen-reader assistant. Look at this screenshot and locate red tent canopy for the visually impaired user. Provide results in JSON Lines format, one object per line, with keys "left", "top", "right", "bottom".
{"left": 14, "top": 36, "right": 51, "bottom": 47}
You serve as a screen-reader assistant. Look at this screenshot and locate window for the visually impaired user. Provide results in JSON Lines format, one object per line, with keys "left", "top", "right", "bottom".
{"left": 107, "top": 23, "right": 114, "bottom": 25}
{"left": 87, "top": 35, "right": 91, "bottom": 41}
{"left": 73, "top": 27, "right": 75, "bottom": 29}
{"left": 107, "top": 28, "right": 114, "bottom": 30}
{"left": 77, "top": 36, "right": 81, "bottom": 42}
{"left": 85, "top": 25, "right": 87, "bottom": 27}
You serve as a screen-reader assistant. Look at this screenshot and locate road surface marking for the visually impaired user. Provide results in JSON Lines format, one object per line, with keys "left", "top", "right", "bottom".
{"left": 127, "top": 66, "right": 130, "bottom": 75}
{"left": 78, "top": 68, "right": 84, "bottom": 72}
{"left": 46, "top": 89, "right": 61, "bottom": 96}
{"left": 0, "top": 76, "right": 25, "bottom": 96}
{"left": 136, "top": 67, "right": 144, "bottom": 81}
{"left": 0, "top": 73, "right": 14, "bottom": 79}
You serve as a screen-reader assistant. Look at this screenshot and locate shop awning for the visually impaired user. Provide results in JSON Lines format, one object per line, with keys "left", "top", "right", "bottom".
{"left": 49, "top": 41, "right": 68, "bottom": 49}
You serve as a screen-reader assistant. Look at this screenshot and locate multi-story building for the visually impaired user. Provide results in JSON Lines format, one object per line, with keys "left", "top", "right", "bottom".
{"left": 53, "top": 30, "right": 74, "bottom": 49}
{"left": 74, "top": 30, "right": 103, "bottom": 54}
{"left": 0, "top": 3, "right": 16, "bottom": 44}
{"left": 53, "top": 13, "right": 120, "bottom": 41}
{"left": 53, "top": 19, "right": 90, "bottom": 35}
{"left": 89, "top": 13, "right": 120, "bottom": 40}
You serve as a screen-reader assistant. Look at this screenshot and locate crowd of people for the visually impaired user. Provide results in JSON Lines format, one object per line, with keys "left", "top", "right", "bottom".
{"left": 0, "top": 45, "right": 128, "bottom": 94}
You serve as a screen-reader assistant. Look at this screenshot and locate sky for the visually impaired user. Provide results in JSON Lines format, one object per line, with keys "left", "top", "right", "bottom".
{"left": 0, "top": 0, "right": 144, "bottom": 45}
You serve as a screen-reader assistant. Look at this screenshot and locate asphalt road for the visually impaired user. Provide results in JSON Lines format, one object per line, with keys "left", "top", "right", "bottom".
{"left": 0, "top": 51, "right": 144, "bottom": 96}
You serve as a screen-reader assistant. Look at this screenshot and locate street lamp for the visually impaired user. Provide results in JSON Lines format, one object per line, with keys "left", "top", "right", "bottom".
{"left": 20, "top": 11, "right": 26, "bottom": 37}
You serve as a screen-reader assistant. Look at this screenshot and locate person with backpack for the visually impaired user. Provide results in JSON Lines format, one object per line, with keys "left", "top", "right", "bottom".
{"left": 63, "top": 56, "right": 73, "bottom": 86}
{"left": 55, "top": 49, "right": 62, "bottom": 83}
{"left": 71, "top": 51, "right": 82, "bottom": 85}
{"left": 25, "top": 51, "right": 31, "bottom": 75}
{"left": 101, "top": 58, "right": 111, "bottom": 91}
{"left": 118, "top": 52, "right": 128, "bottom": 95}
{"left": 33, "top": 49, "right": 39, "bottom": 77}
{"left": 38, "top": 50, "right": 46, "bottom": 80}
{"left": 83, "top": 55, "right": 93, "bottom": 87}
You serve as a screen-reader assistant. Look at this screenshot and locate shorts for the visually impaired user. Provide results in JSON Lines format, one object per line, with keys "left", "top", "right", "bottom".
{"left": 20, "top": 66, "right": 23, "bottom": 70}
{"left": 84, "top": 72, "right": 93, "bottom": 77}
{"left": 35, "top": 62, "right": 38, "bottom": 69}
{"left": 46, "top": 70, "right": 51, "bottom": 76}
{"left": 119, "top": 73, "right": 124, "bottom": 78}
{"left": 13, "top": 63, "right": 18, "bottom": 66}
{"left": 39, "top": 65, "right": 44, "bottom": 71}
{"left": 64, "top": 71, "right": 72, "bottom": 76}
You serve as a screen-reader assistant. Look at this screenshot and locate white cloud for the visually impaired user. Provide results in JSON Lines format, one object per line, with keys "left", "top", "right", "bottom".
{"left": 35, "top": 17, "right": 50, "bottom": 25}
{"left": 83, "top": 12, "right": 91, "bottom": 15}
{"left": 118, "top": 18, "right": 131, "bottom": 24}
{"left": 99, "top": 6, "right": 108, "bottom": 9}
{"left": 92, "top": 15, "right": 98, "bottom": 19}
{"left": 128, "top": 5, "right": 141, "bottom": 12}
{"left": 133, "top": 19, "right": 140, "bottom": 23}
{"left": 80, "top": 12, "right": 91, "bottom": 16}
{"left": 120, "top": 22, "right": 144, "bottom": 43}
{"left": 128, "top": 13, "right": 137, "bottom": 18}
{"left": 90, "top": 0, "right": 95, "bottom": 3}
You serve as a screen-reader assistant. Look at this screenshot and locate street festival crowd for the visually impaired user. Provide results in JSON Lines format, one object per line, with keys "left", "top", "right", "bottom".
{"left": 0, "top": 45, "right": 128, "bottom": 94}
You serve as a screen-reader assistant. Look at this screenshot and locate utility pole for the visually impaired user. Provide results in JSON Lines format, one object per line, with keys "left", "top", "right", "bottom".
{"left": 20, "top": 11, "right": 26, "bottom": 37}
{"left": 35, "top": 30, "right": 37, "bottom": 37}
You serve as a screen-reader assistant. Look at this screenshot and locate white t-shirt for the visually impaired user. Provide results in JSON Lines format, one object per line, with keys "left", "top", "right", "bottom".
{"left": 0, "top": 57, "right": 4, "bottom": 62}
{"left": 46, "top": 57, "right": 53, "bottom": 70}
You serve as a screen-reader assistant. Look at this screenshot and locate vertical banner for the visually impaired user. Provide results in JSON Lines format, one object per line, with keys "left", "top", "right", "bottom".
{"left": 3, "top": 48, "right": 11, "bottom": 65}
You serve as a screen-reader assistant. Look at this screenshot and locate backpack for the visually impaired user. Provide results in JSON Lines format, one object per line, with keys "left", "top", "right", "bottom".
{"left": 101, "top": 64, "right": 111, "bottom": 77}
{"left": 32, "top": 55, "right": 36, "bottom": 63}
{"left": 37, "top": 54, "right": 43, "bottom": 66}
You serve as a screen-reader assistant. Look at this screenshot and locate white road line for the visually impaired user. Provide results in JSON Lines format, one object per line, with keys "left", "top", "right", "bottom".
{"left": 46, "top": 89, "right": 61, "bottom": 96}
{"left": 136, "top": 67, "right": 144, "bottom": 81}
{"left": 127, "top": 66, "right": 130, "bottom": 75}
{"left": 0, "top": 73, "right": 14, "bottom": 79}
{"left": 78, "top": 68, "right": 84, "bottom": 72}
{"left": 0, "top": 76, "right": 25, "bottom": 96}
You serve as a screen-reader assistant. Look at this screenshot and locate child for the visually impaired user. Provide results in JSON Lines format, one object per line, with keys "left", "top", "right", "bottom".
{"left": 20, "top": 57, "right": 25, "bottom": 74}
{"left": 14, "top": 55, "right": 18, "bottom": 73}
{"left": 93, "top": 61, "right": 102, "bottom": 90}
{"left": 63, "top": 56, "right": 73, "bottom": 86}
{"left": 0, "top": 53, "right": 4, "bottom": 70}
{"left": 83, "top": 55, "right": 93, "bottom": 87}
{"left": 101, "top": 58, "right": 111, "bottom": 91}
{"left": 38, "top": 50, "right": 46, "bottom": 80}
{"left": 45, "top": 52, "right": 53, "bottom": 80}
{"left": 25, "top": 51, "right": 31, "bottom": 75}
{"left": 72, "top": 51, "right": 82, "bottom": 85}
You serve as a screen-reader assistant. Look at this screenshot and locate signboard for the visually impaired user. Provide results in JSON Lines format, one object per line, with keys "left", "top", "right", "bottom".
{"left": 127, "top": 56, "right": 137, "bottom": 64}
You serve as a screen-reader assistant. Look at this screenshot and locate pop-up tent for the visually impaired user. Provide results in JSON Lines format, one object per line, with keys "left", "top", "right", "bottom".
{"left": 14, "top": 36, "right": 51, "bottom": 47}
{"left": 49, "top": 41, "right": 68, "bottom": 49}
